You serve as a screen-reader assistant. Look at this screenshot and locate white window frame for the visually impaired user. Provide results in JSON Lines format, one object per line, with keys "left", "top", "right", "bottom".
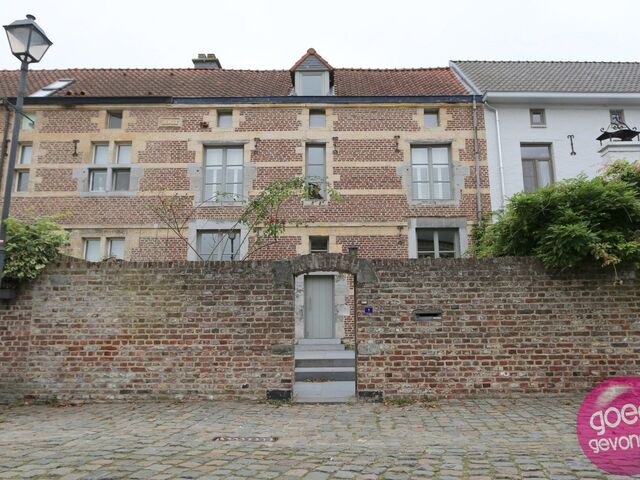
{"left": 424, "top": 109, "right": 439, "bottom": 128}
{"left": 411, "top": 145, "right": 453, "bottom": 201}
{"left": 529, "top": 109, "right": 546, "bottom": 127}
{"left": 416, "top": 228, "right": 460, "bottom": 258}
{"left": 309, "top": 109, "right": 326, "bottom": 128}
{"left": 217, "top": 110, "right": 233, "bottom": 128}
{"left": 295, "top": 71, "right": 330, "bottom": 96}
{"left": 83, "top": 238, "right": 102, "bottom": 262}
{"left": 107, "top": 238, "right": 125, "bottom": 259}
{"left": 88, "top": 142, "right": 132, "bottom": 193}
{"left": 107, "top": 111, "right": 123, "bottom": 129}
{"left": 305, "top": 143, "right": 326, "bottom": 200}
{"left": 15, "top": 143, "right": 32, "bottom": 192}
{"left": 521, "top": 143, "right": 554, "bottom": 193}
{"left": 196, "top": 229, "right": 241, "bottom": 261}
{"left": 203, "top": 146, "right": 244, "bottom": 202}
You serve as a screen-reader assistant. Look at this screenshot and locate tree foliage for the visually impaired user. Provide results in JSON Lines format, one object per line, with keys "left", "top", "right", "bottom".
{"left": 4, "top": 216, "right": 69, "bottom": 282}
{"left": 471, "top": 161, "right": 640, "bottom": 271}
{"left": 148, "top": 176, "right": 341, "bottom": 261}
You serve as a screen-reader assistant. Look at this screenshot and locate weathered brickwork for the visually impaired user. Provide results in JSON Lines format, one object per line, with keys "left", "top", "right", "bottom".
{"left": 129, "top": 237, "right": 188, "bottom": 261}
{"left": 3, "top": 103, "right": 488, "bottom": 261}
{"left": 139, "top": 168, "right": 190, "bottom": 191}
{"left": 334, "top": 139, "right": 403, "bottom": 162}
{"left": 36, "top": 141, "right": 82, "bottom": 164}
{"left": 236, "top": 108, "right": 302, "bottom": 132}
{"left": 34, "top": 168, "right": 77, "bottom": 192}
{"left": 333, "top": 107, "right": 420, "bottom": 131}
{"left": 127, "top": 109, "right": 211, "bottom": 133}
{"left": 357, "top": 258, "right": 640, "bottom": 400}
{"left": 138, "top": 140, "right": 195, "bottom": 164}
{"left": 1, "top": 256, "right": 638, "bottom": 402}
{"left": 336, "top": 235, "right": 408, "bottom": 258}
{"left": 40, "top": 110, "right": 99, "bottom": 134}
{"left": 0, "top": 259, "right": 294, "bottom": 402}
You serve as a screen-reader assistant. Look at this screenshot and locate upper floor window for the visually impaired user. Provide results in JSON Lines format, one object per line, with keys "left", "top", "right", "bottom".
{"left": 204, "top": 146, "right": 243, "bottom": 202}
{"left": 295, "top": 71, "right": 330, "bottom": 96}
{"left": 89, "top": 143, "right": 132, "bottom": 192}
{"left": 305, "top": 144, "right": 326, "bottom": 199}
{"left": 610, "top": 109, "right": 625, "bottom": 125}
{"left": 424, "top": 109, "right": 439, "bottom": 128}
{"left": 411, "top": 145, "right": 452, "bottom": 201}
{"left": 107, "top": 111, "right": 123, "bottom": 129}
{"left": 15, "top": 144, "right": 32, "bottom": 192}
{"left": 197, "top": 230, "right": 240, "bottom": 261}
{"left": 530, "top": 109, "right": 546, "bottom": 127}
{"left": 84, "top": 237, "right": 126, "bottom": 261}
{"left": 309, "top": 109, "right": 326, "bottom": 128}
{"left": 521, "top": 144, "right": 553, "bottom": 193}
{"left": 217, "top": 110, "right": 233, "bottom": 128}
{"left": 417, "top": 228, "right": 460, "bottom": 258}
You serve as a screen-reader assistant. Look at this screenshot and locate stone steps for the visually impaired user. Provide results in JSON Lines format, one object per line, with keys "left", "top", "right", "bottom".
{"left": 293, "top": 381, "right": 356, "bottom": 403}
{"left": 293, "top": 340, "right": 356, "bottom": 402}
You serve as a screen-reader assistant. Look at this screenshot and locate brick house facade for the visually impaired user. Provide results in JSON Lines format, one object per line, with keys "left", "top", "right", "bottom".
{"left": 0, "top": 49, "right": 488, "bottom": 263}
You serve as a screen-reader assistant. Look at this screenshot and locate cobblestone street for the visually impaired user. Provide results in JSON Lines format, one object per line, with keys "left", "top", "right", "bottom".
{"left": 0, "top": 396, "right": 631, "bottom": 479}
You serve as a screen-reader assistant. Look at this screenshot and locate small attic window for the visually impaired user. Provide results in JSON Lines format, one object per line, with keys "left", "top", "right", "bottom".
{"left": 30, "top": 79, "right": 74, "bottom": 97}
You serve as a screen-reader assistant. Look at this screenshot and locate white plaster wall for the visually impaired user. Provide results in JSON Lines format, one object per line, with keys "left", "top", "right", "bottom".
{"left": 485, "top": 103, "right": 640, "bottom": 210}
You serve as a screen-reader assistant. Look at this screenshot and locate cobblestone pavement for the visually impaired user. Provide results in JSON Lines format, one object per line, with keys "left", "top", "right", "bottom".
{"left": 0, "top": 395, "right": 633, "bottom": 479}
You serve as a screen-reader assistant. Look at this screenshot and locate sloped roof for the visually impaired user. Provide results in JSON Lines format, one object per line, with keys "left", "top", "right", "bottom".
{"left": 451, "top": 61, "right": 640, "bottom": 94}
{"left": 290, "top": 48, "right": 333, "bottom": 71}
{"left": 0, "top": 66, "right": 469, "bottom": 98}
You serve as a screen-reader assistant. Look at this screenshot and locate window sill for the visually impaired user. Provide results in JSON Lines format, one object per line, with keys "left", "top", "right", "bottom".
{"left": 199, "top": 200, "right": 245, "bottom": 208}
{"left": 530, "top": 125, "right": 547, "bottom": 128}
{"left": 80, "top": 191, "right": 137, "bottom": 198}
{"left": 303, "top": 199, "right": 330, "bottom": 206}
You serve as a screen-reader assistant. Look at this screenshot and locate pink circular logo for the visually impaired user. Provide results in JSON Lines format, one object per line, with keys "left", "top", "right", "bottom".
{"left": 577, "top": 377, "right": 640, "bottom": 475}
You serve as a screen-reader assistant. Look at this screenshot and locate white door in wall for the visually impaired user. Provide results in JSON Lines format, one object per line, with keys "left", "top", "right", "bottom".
{"left": 304, "top": 275, "right": 335, "bottom": 339}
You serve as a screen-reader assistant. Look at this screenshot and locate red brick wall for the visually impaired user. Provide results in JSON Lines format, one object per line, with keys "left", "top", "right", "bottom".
{"left": 357, "top": 258, "right": 640, "bottom": 400}
{"left": 138, "top": 141, "right": 195, "bottom": 164}
{"left": 40, "top": 110, "right": 99, "bottom": 133}
{"left": 1, "top": 256, "right": 637, "bottom": 403}
{"left": 333, "top": 107, "right": 420, "bottom": 131}
{"left": 0, "top": 258, "right": 294, "bottom": 402}
{"left": 236, "top": 108, "right": 302, "bottom": 132}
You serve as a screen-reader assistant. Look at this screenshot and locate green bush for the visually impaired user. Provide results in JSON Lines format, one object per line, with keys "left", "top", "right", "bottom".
{"left": 471, "top": 161, "right": 640, "bottom": 270}
{"left": 4, "top": 216, "right": 69, "bottom": 283}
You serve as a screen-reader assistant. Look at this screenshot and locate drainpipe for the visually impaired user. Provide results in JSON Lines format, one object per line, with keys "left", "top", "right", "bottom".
{"left": 482, "top": 97, "right": 506, "bottom": 210}
{"left": 0, "top": 99, "right": 11, "bottom": 191}
{"left": 472, "top": 96, "right": 482, "bottom": 220}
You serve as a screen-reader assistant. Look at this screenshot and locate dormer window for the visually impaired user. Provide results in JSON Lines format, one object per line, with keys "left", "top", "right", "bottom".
{"left": 291, "top": 48, "right": 333, "bottom": 97}
{"left": 299, "top": 72, "right": 327, "bottom": 96}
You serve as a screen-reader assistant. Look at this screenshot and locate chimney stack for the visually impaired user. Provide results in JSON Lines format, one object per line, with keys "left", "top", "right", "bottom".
{"left": 192, "top": 53, "right": 221, "bottom": 69}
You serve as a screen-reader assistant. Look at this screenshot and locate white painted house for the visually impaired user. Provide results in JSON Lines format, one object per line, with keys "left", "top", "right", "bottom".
{"left": 450, "top": 61, "right": 640, "bottom": 210}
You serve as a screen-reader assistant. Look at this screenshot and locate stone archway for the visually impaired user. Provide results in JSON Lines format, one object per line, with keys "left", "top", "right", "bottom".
{"left": 271, "top": 254, "right": 378, "bottom": 403}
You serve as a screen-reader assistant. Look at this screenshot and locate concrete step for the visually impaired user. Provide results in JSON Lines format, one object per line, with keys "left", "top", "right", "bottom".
{"left": 295, "top": 367, "right": 356, "bottom": 382}
{"left": 295, "top": 343, "right": 345, "bottom": 351}
{"left": 294, "top": 350, "right": 355, "bottom": 360}
{"left": 297, "top": 338, "right": 342, "bottom": 345}
{"left": 293, "top": 381, "right": 356, "bottom": 403}
{"left": 295, "top": 357, "right": 354, "bottom": 368}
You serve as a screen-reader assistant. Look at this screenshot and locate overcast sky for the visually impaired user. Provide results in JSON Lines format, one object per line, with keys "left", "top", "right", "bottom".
{"left": 1, "top": 0, "right": 637, "bottom": 71}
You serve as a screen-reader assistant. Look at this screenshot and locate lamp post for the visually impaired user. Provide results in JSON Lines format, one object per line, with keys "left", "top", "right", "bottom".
{"left": 0, "top": 15, "right": 52, "bottom": 282}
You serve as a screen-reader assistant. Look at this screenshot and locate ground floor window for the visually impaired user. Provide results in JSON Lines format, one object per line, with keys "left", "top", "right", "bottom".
{"left": 416, "top": 228, "right": 460, "bottom": 258}
{"left": 197, "top": 230, "right": 240, "bottom": 261}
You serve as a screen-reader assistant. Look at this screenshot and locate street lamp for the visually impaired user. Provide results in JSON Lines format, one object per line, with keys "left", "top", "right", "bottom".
{"left": 0, "top": 15, "right": 52, "bottom": 283}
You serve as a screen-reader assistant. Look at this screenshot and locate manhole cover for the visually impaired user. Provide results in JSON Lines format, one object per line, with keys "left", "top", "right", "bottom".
{"left": 212, "top": 436, "right": 278, "bottom": 442}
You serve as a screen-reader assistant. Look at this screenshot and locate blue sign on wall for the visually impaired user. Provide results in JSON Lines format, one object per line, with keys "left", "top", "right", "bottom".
{"left": 364, "top": 306, "right": 374, "bottom": 314}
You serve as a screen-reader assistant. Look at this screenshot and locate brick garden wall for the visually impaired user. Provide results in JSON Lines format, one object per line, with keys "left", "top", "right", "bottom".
{"left": 1, "top": 255, "right": 638, "bottom": 403}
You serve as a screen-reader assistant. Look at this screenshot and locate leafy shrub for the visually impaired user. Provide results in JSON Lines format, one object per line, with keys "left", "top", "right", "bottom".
{"left": 4, "top": 216, "right": 69, "bottom": 282}
{"left": 471, "top": 161, "right": 640, "bottom": 270}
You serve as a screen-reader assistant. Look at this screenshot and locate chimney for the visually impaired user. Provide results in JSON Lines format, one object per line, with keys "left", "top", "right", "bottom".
{"left": 192, "top": 53, "right": 221, "bottom": 69}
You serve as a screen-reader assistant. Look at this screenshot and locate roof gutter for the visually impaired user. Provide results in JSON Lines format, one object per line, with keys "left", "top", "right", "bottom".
{"left": 174, "top": 95, "right": 476, "bottom": 104}
{"left": 483, "top": 91, "right": 640, "bottom": 103}
{"left": 15, "top": 96, "right": 174, "bottom": 106}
